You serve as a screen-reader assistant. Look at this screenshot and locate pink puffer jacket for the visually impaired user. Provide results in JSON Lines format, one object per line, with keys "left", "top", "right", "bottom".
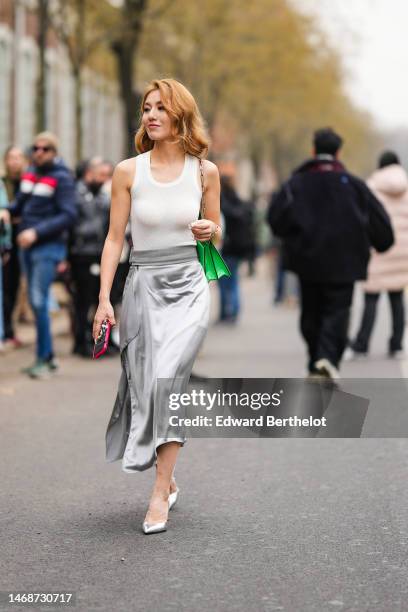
{"left": 363, "top": 164, "right": 408, "bottom": 293}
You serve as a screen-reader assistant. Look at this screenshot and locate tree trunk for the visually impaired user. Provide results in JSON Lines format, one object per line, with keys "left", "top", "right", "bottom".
{"left": 112, "top": 42, "right": 141, "bottom": 157}
{"left": 73, "top": 0, "right": 86, "bottom": 162}
{"left": 111, "top": 0, "right": 148, "bottom": 158}
{"left": 36, "top": 0, "right": 49, "bottom": 133}
{"left": 270, "top": 132, "right": 286, "bottom": 185}
{"left": 73, "top": 66, "right": 83, "bottom": 162}
{"left": 249, "top": 141, "right": 262, "bottom": 202}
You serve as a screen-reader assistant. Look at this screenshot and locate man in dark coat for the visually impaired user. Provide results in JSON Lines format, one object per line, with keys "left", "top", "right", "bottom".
{"left": 267, "top": 128, "right": 394, "bottom": 379}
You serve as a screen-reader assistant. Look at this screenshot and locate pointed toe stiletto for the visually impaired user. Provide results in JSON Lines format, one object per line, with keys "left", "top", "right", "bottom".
{"left": 168, "top": 487, "right": 179, "bottom": 511}
{"left": 142, "top": 499, "right": 170, "bottom": 534}
{"left": 142, "top": 520, "right": 168, "bottom": 534}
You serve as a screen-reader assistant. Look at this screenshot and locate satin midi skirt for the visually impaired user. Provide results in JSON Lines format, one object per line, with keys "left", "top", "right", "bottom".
{"left": 105, "top": 245, "right": 210, "bottom": 472}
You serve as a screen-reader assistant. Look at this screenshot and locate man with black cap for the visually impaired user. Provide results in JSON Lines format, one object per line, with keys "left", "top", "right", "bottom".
{"left": 267, "top": 128, "right": 394, "bottom": 379}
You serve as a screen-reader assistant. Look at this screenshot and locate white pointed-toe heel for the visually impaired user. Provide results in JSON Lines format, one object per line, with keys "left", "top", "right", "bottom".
{"left": 168, "top": 487, "right": 179, "bottom": 511}
{"left": 142, "top": 519, "right": 168, "bottom": 534}
{"left": 142, "top": 499, "right": 170, "bottom": 534}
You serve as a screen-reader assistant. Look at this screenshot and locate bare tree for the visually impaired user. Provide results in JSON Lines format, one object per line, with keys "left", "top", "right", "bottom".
{"left": 110, "top": 0, "right": 149, "bottom": 157}
{"left": 49, "top": 0, "right": 90, "bottom": 161}
{"left": 35, "top": 0, "right": 49, "bottom": 132}
{"left": 51, "top": 0, "right": 173, "bottom": 159}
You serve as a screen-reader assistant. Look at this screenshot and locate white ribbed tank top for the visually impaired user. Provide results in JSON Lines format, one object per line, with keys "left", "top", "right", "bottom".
{"left": 130, "top": 151, "right": 202, "bottom": 251}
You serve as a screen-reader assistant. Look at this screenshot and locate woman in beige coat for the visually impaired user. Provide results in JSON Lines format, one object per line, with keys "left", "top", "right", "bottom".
{"left": 349, "top": 151, "right": 408, "bottom": 357}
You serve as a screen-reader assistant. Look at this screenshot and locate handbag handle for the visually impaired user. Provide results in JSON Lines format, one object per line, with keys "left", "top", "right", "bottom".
{"left": 199, "top": 158, "right": 206, "bottom": 220}
{"left": 198, "top": 158, "right": 221, "bottom": 240}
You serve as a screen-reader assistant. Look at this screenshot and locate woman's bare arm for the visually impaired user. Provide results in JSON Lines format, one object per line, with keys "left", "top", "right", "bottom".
{"left": 93, "top": 158, "right": 133, "bottom": 340}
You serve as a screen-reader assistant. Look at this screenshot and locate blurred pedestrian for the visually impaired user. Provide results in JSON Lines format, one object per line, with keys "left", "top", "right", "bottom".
{"left": 69, "top": 159, "right": 110, "bottom": 356}
{"left": 273, "top": 239, "right": 285, "bottom": 303}
{"left": 0, "top": 178, "right": 12, "bottom": 350}
{"left": 348, "top": 151, "right": 408, "bottom": 359}
{"left": 75, "top": 159, "right": 89, "bottom": 181}
{"left": 95, "top": 157, "right": 129, "bottom": 319}
{"left": 97, "top": 159, "right": 114, "bottom": 192}
{"left": 218, "top": 172, "right": 255, "bottom": 323}
{"left": 87, "top": 157, "right": 114, "bottom": 192}
{"left": 1, "top": 146, "right": 27, "bottom": 346}
{"left": 2, "top": 146, "right": 26, "bottom": 200}
{"left": 267, "top": 128, "right": 394, "bottom": 379}
{"left": 0, "top": 132, "right": 77, "bottom": 378}
{"left": 272, "top": 239, "right": 298, "bottom": 307}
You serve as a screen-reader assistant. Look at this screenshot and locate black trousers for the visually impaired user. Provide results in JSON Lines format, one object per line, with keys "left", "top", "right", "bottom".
{"left": 353, "top": 291, "right": 404, "bottom": 353}
{"left": 70, "top": 256, "right": 101, "bottom": 354}
{"left": 299, "top": 280, "right": 354, "bottom": 372}
{"left": 2, "top": 242, "right": 21, "bottom": 340}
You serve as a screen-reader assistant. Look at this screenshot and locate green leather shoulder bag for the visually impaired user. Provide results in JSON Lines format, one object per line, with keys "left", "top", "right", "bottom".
{"left": 196, "top": 159, "right": 231, "bottom": 282}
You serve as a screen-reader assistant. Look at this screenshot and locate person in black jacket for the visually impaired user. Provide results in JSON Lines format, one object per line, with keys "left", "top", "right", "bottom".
{"left": 267, "top": 128, "right": 394, "bottom": 379}
{"left": 218, "top": 173, "right": 255, "bottom": 323}
{"left": 0, "top": 132, "right": 77, "bottom": 378}
{"left": 68, "top": 159, "right": 111, "bottom": 356}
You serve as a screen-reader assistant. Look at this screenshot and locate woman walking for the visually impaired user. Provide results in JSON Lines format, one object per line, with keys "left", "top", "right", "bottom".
{"left": 348, "top": 151, "right": 408, "bottom": 358}
{"left": 93, "top": 79, "right": 221, "bottom": 534}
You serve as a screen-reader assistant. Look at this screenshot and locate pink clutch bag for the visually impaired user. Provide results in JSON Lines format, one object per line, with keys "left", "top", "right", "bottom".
{"left": 93, "top": 319, "right": 112, "bottom": 359}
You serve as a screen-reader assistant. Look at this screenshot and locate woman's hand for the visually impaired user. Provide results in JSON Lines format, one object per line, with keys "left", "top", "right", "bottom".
{"left": 17, "top": 228, "right": 38, "bottom": 249}
{"left": 190, "top": 219, "right": 219, "bottom": 242}
{"left": 0, "top": 209, "right": 10, "bottom": 224}
{"left": 93, "top": 299, "right": 116, "bottom": 341}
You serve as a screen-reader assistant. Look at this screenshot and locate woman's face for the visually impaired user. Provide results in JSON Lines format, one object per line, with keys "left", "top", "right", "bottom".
{"left": 5, "top": 148, "right": 26, "bottom": 176}
{"left": 142, "top": 89, "right": 173, "bottom": 142}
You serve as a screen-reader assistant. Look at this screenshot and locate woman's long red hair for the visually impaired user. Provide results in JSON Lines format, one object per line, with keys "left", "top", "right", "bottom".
{"left": 135, "top": 79, "right": 209, "bottom": 158}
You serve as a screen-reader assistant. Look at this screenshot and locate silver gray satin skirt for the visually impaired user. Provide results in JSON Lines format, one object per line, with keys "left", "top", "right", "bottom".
{"left": 105, "top": 245, "right": 210, "bottom": 472}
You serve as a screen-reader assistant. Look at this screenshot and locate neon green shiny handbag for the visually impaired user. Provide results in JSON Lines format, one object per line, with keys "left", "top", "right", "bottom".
{"left": 196, "top": 239, "right": 231, "bottom": 282}
{"left": 196, "top": 159, "right": 231, "bottom": 282}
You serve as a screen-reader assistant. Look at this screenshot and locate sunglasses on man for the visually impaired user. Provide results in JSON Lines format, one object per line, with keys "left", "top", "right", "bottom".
{"left": 32, "top": 145, "right": 55, "bottom": 153}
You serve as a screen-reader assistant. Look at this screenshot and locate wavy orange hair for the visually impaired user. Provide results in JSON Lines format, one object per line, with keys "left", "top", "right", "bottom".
{"left": 134, "top": 79, "right": 209, "bottom": 158}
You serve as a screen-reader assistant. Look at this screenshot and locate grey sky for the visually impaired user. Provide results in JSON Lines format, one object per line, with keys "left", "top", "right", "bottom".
{"left": 292, "top": 0, "right": 408, "bottom": 129}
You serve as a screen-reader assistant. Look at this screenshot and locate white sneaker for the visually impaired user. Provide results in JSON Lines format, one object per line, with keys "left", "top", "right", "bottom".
{"left": 314, "top": 358, "right": 340, "bottom": 380}
{"left": 343, "top": 347, "right": 367, "bottom": 362}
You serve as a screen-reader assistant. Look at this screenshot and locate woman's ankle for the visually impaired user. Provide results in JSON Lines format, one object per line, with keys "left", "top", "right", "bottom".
{"left": 151, "top": 485, "right": 170, "bottom": 501}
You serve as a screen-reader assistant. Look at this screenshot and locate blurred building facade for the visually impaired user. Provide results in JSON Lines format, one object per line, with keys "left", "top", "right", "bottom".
{"left": 0, "top": 0, "right": 124, "bottom": 167}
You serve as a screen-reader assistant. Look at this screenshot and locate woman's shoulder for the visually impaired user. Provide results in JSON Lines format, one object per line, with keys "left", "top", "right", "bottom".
{"left": 201, "top": 159, "right": 219, "bottom": 183}
{"left": 115, "top": 157, "right": 136, "bottom": 173}
{"left": 113, "top": 156, "right": 144, "bottom": 189}
{"left": 191, "top": 157, "right": 218, "bottom": 176}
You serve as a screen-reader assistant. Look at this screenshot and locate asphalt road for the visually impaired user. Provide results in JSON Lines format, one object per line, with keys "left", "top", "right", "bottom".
{"left": 1, "top": 257, "right": 408, "bottom": 612}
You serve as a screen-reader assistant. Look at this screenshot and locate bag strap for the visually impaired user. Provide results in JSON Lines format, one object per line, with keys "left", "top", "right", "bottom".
{"left": 199, "top": 158, "right": 205, "bottom": 220}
